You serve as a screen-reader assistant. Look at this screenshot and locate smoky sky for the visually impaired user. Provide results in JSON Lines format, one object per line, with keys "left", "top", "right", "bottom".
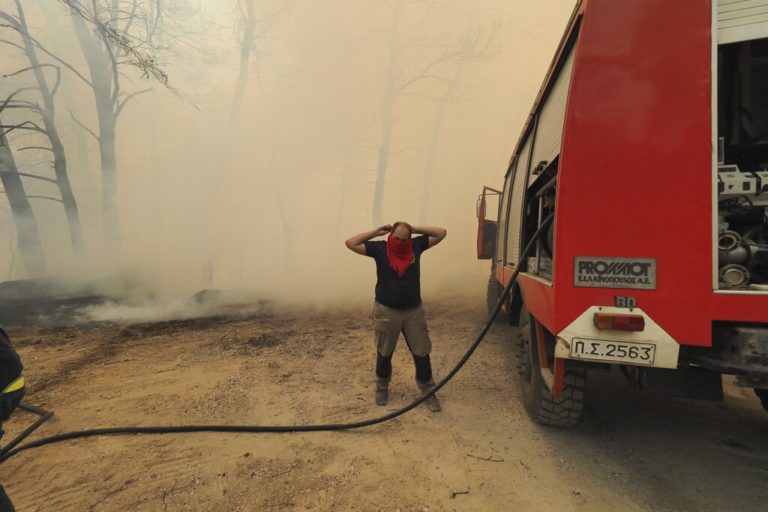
{"left": 0, "top": 0, "right": 575, "bottom": 306}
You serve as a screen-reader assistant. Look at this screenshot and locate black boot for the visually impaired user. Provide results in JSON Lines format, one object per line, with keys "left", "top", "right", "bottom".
{"left": 375, "top": 352, "right": 393, "bottom": 406}
{"left": 413, "top": 354, "right": 441, "bottom": 412}
{"left": 375, "top": 378, "right": 390, "bottom": 406}
{"left": 417, "top": 378, "right": 442, "bottom": 412}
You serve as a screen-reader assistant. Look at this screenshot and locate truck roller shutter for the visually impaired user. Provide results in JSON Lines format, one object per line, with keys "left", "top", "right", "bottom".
{"left": 496, "top": 172, "right": 513, "bottom": 264}
{"left": 506, "top": 134, "right": 532, "bottom": 266}
{"left": 718, "top": 0, "right": 768, "bottom": 44}
{"left": 528, "top": 45, "right": 576, "bottom": 188}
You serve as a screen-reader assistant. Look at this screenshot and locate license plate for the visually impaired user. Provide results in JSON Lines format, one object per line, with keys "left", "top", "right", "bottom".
{"left": 570, "top": 338, "right": 656, "bottom": 365}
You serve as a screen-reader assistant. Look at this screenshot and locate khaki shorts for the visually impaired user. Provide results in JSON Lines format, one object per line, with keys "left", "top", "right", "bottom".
{"left": 372, "top": 301, "right": 432, "bottom": 357}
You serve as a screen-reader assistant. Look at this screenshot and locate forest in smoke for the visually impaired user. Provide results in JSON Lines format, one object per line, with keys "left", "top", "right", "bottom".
{"left": 0, "top": 0, "right": 574, "bottom": 306}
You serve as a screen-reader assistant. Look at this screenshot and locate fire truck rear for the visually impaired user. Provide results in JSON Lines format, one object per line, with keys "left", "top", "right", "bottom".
{"left": 476, "top": 0, "right": 768, "bottom": 426}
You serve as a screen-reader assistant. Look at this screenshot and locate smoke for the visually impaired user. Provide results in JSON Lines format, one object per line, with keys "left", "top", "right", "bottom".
{"left": 0, "top": 0, "right": 576, "bottom": 320}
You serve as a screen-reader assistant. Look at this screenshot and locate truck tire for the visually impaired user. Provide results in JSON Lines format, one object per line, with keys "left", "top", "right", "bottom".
{"left": 486, "top": 272, "right": 503, "bottom": 320}
{"left": 518, "top": 306, "right": 585, "bottom": 427}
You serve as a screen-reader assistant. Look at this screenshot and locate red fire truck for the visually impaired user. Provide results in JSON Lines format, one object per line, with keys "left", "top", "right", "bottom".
{"left": 477, "top": 0, "right": 768, "bottom": 426}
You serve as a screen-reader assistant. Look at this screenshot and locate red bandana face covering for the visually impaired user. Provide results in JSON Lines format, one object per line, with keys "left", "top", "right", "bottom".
{"left": 386, "top": 234, "right": 414, "bottom": 277}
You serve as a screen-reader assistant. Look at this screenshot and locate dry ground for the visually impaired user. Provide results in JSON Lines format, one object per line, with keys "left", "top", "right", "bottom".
{"left": 1, "top": 296, "right": 768, "bottom": 511}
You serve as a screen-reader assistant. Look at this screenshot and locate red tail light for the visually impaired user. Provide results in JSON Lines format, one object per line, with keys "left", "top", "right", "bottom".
{"left": 593, "top": 313, "right": 645, "bottom": 332}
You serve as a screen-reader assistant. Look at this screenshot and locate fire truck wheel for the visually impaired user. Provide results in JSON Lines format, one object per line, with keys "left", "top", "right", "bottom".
{"left": 754, "top": 388, "right": 768, "bottom": 411}
{"left": 486, "top": 272, "right": 503, "bottom": 321}
{"left": 518, "top": 307, "right": 585, "bottom": 427}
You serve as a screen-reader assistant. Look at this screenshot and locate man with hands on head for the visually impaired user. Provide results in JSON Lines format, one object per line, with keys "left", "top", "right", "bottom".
{"left": 345, "top": 222, "right": 447, "bottom": 411}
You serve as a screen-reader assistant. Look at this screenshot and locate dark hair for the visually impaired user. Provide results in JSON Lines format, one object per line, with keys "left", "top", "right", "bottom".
{"left": 392, "top": 221, "right": 412, "bottom": 237}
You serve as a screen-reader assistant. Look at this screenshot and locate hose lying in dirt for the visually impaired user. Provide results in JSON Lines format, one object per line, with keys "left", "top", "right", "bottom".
{"left": 0, "top": 216, "right": 554, "bottom": 464}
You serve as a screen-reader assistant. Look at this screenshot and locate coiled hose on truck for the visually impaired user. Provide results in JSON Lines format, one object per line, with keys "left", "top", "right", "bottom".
{"left": 0, "top": 215, "right": 554, "bottom": 464}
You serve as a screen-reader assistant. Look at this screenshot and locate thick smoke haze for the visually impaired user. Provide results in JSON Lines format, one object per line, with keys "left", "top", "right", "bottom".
{"left": 0, "top": 0, "right": 575, "bottom": 315}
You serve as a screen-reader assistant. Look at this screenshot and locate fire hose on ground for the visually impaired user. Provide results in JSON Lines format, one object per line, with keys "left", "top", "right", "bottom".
{"left": 0, "top": 215, "right": 554, "bottom": 464}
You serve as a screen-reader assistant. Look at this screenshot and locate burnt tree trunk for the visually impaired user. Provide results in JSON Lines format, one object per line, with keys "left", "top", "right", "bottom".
{"left": 417, "top": 4, "right": 488, "bottom": 224}
{"left": 0, "top": 125, "right": 47, "bottom": 275}
{"left": 71, "top": 9, "right": 120, "bottom": 243}
{"left": 417, "top": 61, "right": 466, "bottom": 225}
{"left": 14, "top": 0, "right": 85, "bottom": 253}
{"left": 97, "top": 109, "right": 118, "bottom": 242}
{"left": 231, "top": 0, "right": 257, "bottom": 124}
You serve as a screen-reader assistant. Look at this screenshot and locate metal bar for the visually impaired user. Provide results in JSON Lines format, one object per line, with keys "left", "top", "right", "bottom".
{"left": 534, "top": 174, "right": 558, "bottom": 198}
{"left": 535, "top": 195, "right": 544, "bottom": 274}
{"left": 552, "top": 357, "right": 566, "bottom": 398}
{"left": 683, "top": 354, "right": 768, "bottom": 379}
{"left": 18, "top": 403, "right": 51, "bottom": 416}
{"left": 534, "top": 318, "right": 549, "bottom": 370}
{"left": 0, "top": 403, "right": 54, "bottom": 457}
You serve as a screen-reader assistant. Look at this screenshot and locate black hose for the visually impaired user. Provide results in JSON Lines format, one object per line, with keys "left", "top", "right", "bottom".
{"left": 0, "top": 215, "right": 554, "bottom": 463}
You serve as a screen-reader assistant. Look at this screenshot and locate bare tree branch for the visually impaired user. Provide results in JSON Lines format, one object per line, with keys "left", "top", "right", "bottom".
{"left": 115, "top": 87, "right": 151, "bottom": 117}
{"left": 0, "top": 38, "right": 24, "bottom": 52}
{"left": 0, "top": 102, "right": 42, "bottom": 113}
{"left": 0, "top": 10, "right": 20, "bottom": 25}
{"left": 0, "top": 121, "right": 47, "bottom": 137}
{"left": 4, "top": 64, "right": 52, "bottom": 79}
{"left": 396, "top": 73, "right": 453, "bottom": 94}
{"left": 60, "top": 0, "right": 171, "bottom": 87}
{"left": 4, "top": 64, "right": 63, "bottom": 97}
{"left": 67, "top": 109, "right": 99, "bottom": 141}
{"left": 0, "top": 18, "right": 93, "bottom": 87}
{"left": 395, "top": 24, "right": 500, "bottom": 96}
{"left": 30, "top": 40, "right": 92, "bottom": 88}
{"left": 18, "top": 146, "right": 53, "bottom": 152}
{"left": 149, "top": 0, "right": 163, "bottom": 43}
{"left": 0, "top": 171, "right": 58, "bottom": 185}
{"left": 0, "top": 88, "right": 40, "bottom": 116}
{"left": 118, "top": 0, "right": 141, "bottom": 55}
{"left": 395, "top": 50, "right": 461, "bottom": 94}
{"left": 105, "top": 31, "right": 122, "bottom": 104}
{"left": 26, "top": 195, "right": 64, "bottom": 204}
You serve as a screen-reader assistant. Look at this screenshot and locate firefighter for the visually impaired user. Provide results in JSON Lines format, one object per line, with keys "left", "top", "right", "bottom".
{"left": 345, "top": 222, "right": 447, "bottom": 411}
{"left": 0, "top": 326, "right": 24, "bottom": 512}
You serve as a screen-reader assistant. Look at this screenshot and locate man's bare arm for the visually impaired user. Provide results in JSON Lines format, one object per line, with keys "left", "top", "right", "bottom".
{"left": 412, "top": 226, "right": 447, "bottom": 248}
{"left": 345, "top": 225, "right": 392, "bottom": 255}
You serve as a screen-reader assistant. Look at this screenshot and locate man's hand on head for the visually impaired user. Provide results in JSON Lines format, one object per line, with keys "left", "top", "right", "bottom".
{"left": 345, "top": 225, "right": 392, "bottom": 255}
{"left": 411, "top": 225, "right": 447, "bottom": 248}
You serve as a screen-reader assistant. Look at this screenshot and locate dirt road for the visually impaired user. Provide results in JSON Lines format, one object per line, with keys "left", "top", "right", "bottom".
{"left": 1, "top": 296, "right": 767, "bottom": 511}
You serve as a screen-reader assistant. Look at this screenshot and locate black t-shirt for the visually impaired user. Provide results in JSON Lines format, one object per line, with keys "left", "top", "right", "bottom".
{"left": 0, "top": 328, "right": 22, "bottom": 391}
{"left": 364, "top": 235, "right": 430, "bottom": 309}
